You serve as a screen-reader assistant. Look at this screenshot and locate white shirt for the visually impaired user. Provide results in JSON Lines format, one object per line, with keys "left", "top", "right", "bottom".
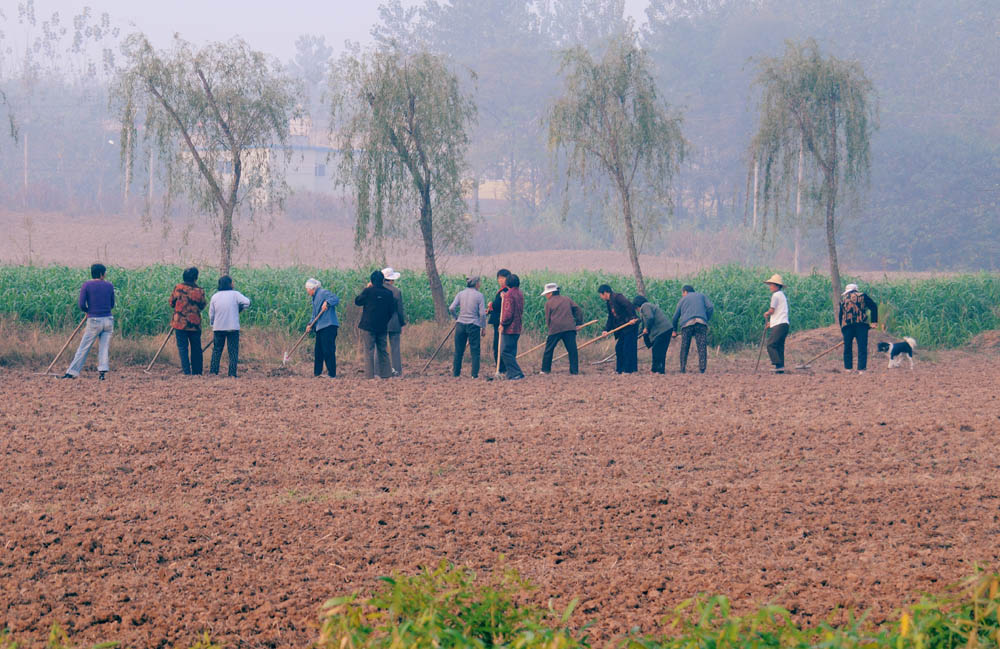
{"left": 769, "top": 290, "right": 789, "bottom": 326}
{"left": 209, "top": 290, "right": 251, "bottom": 331}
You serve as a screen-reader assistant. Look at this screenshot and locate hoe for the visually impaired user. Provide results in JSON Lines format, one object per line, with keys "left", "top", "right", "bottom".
{"left": 795, "top": 341, "right": 845, "bottom": 370}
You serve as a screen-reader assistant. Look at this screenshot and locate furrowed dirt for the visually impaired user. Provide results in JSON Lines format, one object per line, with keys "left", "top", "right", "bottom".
{"left": 1, "top": 351, "right": 998, "bottom": 648}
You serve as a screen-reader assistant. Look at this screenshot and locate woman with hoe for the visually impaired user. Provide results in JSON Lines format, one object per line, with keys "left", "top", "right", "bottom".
{"left": 305, "top": 278, "right": 340, "bottom": 378}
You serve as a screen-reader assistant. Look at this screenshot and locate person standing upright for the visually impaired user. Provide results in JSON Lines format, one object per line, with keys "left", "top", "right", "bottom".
{"left": 540, "top": 283, "right": 584, "bottom": 375}
{"left": 169, "top": 266, "right": 207, "bottom": 375}
{"left": 763, "top": 274, "right": 790, "bottom": 374}
{"left": 208, "top": 276, "right": 250, "bottom": 377}
{"left": 305, "top": 278, "right": 339, "bottom": 378}
{"left": 62, "top": 263, "right": 115, "bottom": 380}
{"left": 354, "top": 270, "right": 397, "bottom": 380}
{"left": 632, "top": 295, "right": 672, "bottom": 374}
{"left": 449, "top": 276, "right": 487, "bottom": 378}
{"left": 598, "top": 284, "right": 638, "bottom": 374}
{"left": 381, "top": 267, "right": 406, "bottom": 377}
{"left": 498, "top": 274, "right": 525, "bottom": 380}
{"left": 487, "top": 269, "right": 510, "bottom": 374}
{"left": 671, "top": 285, "right": 714, "bottom": 374}
{"left": 839, "top": 282, "right": 878, "bottom": 373}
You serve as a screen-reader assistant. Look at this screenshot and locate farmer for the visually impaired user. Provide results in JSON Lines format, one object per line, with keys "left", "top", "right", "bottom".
{"left": 354, "top": 270, "right": 397, "bottom": 380}
{"left": 633, "top": 295, "right": 672, "bottom": 374}
{"left": 381, "top": 267, "right": 406, "bottom": 377}
{"left": 208, "top": 275, "right": 251, "bottom": 377}
{"left": 498, "top": 273, "right": 525, "bottom": 380}
{"left": 487, "top": 268, "right": 511, "bottom": 374}
{"left": 449, "top": 276, "right": 487, "bottom": 378}
{"left": 671, "top": 285, "right": 714, "bottom": 374}
{"left": 304, "top": 278, "right": 339, "bottom": 378}
{"left": 169, "top": 266, "right": 207, "bottom": 375}
{"left": 762, "top": 274, "right": 790, "bottom": 374}
{"left": 540, "top": 283, "right": 584, "bottom": 375}
{"left": 839, "top": 283, "right": 878, "bottom": 373}
{"left": 62, "top": 262, "right": 115, "bottom": 380}
{"left": 598, "top": 284, "right": 638, "bottom": 374}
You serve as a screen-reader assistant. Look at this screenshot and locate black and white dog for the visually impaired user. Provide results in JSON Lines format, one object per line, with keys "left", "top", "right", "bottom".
{"left": 877, "top": 337, "right": 917, "bottom": 369}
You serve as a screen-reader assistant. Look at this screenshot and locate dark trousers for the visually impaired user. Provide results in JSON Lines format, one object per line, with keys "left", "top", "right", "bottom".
{"left": 500, "top": 333, "right": 523, "bottom": 379}
{"left": 175, "top": 328, "right": 202, "bottom": 375}
{"left": 362, "top": 330, "right": 390, "bottom": 379}
{"left": 614, "top": 324, "right": 638, "bottom": 373}
{"left": 542, "top": 330, "right": 578, "bottom": 374}
{"left": 650, "top": 331, "right": 670, "bottom": 374}
{"left": 491, "top": 324, "right": 506, "bottom": 373}
{"left": 679, "top": 323, "right": 708, "bottom": 373}
{"left": 767, "top": 323, "right": 789, "bottom": 369}
{"left": 453, "top": 323, "right": 482, "bottom": 377}
{"left": 210, "top": 330, "right": 239, "bottom": 377}
{"left": 842, "top": 323, "right": 870, "bottom": 370}
{"left": 314, "top": 325, "right": 337, "bottom": 377}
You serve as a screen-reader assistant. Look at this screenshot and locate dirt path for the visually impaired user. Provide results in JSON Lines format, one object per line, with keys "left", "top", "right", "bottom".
{"left": 1, "top": 352, "right": 997, "bottom": 648}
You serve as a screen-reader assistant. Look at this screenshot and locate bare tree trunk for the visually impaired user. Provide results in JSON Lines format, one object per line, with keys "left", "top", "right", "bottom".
{"left": 220, "top": 204, "right": 234, "bottom": 276}
{"left": 751, "top": 159, "right": 758, "bottom": 231}
{"left": 418, "top": 193, "right": 448, "bottom": 322}
{"left": 794, "top": 135, "right": 804, "bottom": 274}
{"left": 123, "top": 128, "right": 132, "bottom": 210}
{"left": 620, "top": 185, "right": 646, "bottom": 296}
{"left": 824, "top": 172, "right": 841, "bottom": 324}
{"left": 22, "top": 132, "right": 28, "bottom": 208}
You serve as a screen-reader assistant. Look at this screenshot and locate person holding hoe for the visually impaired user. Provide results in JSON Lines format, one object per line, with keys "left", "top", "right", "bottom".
{"left": 498, "top": 273, "right": 525, "bottom": 380}
{"left": 208, "top": 276, "right": 251, "bottom": 378}
{"left": 763, "top": 274, "right": 790, "bottom": 374}
{"left": 540, "top": 283, "right": 584, "bottom": 375}
{"left": 169, "top": 266, "right": 207, "bottom": 376}
{"left": 671, "top": 285, "right": 714, "bottom": 374}
{"left": 381, "top": 267, "right": 406, "bottom": 377}
{"left": 598, "top": 284, "right": 638, "bottom": 374}
{"left": 633, "top": 295, "right": 672, "bottom": 374}
{"left": 449, "top": 276, "right": 487, "bottom": 378}
{"left": 62, "top": 262, "right": 115, "bottom": 380}
{"left": 354, "top": 270, "right": 397, "bottom": 380}
{"left": 487, "top": 268, "right": 511, "bottom": 374}
{"left": 305, "top": 278, "right": 340, "bottom": 378}
{"left": 839, "top": 283, "right": 878, "bottom": 373}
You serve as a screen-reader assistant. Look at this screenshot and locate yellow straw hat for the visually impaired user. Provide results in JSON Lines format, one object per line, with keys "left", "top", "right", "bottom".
{"left": 764, "top": 273, "right": 784, "bottom": 287}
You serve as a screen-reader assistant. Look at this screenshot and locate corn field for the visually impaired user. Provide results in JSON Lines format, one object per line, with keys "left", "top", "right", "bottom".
{"left": 1, "top": 265, "right": 997, "bottom": 348}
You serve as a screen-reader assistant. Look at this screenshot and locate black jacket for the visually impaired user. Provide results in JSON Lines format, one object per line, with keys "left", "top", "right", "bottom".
{"left": 487, "top": 288, "right": 507, "bottom": 327}
{"left": 604, "top": 292, "right": 637, "bottom": 332}
{"left": 354, "top": 285, "right": 397, "bottom": 333}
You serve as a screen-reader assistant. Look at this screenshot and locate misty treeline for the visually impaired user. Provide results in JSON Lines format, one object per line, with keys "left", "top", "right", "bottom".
{"left": 0, "top": 0, "right": 996, "bottom": 272}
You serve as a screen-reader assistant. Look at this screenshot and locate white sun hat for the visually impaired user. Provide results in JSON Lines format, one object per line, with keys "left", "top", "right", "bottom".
{"left": 381, "top": 267, "right": 401, "bottom": 281}
{"left": 842, "top": 283, "right": 859, "bottom": 295}
{"left": 541, "top": 282, "right": 559, "bottom": 296}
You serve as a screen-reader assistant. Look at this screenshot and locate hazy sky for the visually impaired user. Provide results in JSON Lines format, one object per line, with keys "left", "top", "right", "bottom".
{"left": 11, "top": 0, "right": 651, "bottom": 61}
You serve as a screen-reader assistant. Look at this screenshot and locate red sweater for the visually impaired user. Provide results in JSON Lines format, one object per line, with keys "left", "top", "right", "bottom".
{"left": 499, "top": 287, "right": 524, "bottom": 335}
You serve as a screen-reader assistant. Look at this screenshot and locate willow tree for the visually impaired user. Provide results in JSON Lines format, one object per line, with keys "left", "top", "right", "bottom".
{"left": 114, "top": 34, "right": 301, "bottom": 274}
{"left": 549, "top": 29, "right": 684, "bottom": 296}
{"left": 749, "top": 39, "right": 877, "bottom": 318}
{"left": 331, "top": 47, "right": 476, "bottom": 321}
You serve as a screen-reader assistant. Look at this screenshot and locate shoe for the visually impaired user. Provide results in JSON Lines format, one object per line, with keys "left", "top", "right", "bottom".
{"left": 856, "top": 370, "right": 866, "bottom": 374}
{"left": 61, "top": 373, "right": 75, "bottom": 379}
{"left": 99, "top": 371, "right": 106, "bottom": 380}
{"left": 774, "top": 368, "right": 784, "bottom": 374}
{"left": 509, "top": 375, "right": 524, "bottom": 381}
{"left": 538, "top": 371, "right": 548, "bottom": 375}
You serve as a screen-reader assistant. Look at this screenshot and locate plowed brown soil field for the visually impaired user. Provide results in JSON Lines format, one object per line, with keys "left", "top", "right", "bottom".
{"left": 2, "top": 351, "right": 999, "bottom": 648}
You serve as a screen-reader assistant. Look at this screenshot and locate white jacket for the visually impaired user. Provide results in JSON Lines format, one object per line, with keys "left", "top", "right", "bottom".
{"left": 209, "top": 290, "right": 251, "bottom": 331}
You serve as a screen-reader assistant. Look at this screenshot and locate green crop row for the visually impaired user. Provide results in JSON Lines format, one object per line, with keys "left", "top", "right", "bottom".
{"left": 1, "top": 265, "right": 997, "bottom": 348}
{"left": 7, "top": 565, "right": 998, "bottom": 649}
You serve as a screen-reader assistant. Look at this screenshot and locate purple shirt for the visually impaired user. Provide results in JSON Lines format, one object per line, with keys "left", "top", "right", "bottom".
{"left": 78, "top": 279, "right": 115, "bottom": 318}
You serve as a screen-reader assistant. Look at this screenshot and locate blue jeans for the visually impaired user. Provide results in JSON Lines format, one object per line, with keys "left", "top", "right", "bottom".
{"left": 66, "top": 316, "right": 113, "bottom": 376}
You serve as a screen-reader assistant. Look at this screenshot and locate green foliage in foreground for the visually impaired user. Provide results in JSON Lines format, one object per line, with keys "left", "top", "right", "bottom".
{"left": 4, "top": 568, "right": 999, "bottom": 649}
{"left": 1, "top": 265, "right": 997, "bottom": 348}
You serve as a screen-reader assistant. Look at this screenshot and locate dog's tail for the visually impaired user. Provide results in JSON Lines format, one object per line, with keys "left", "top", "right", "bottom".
{"left": 904, "top": 336, "right": 917, "bottom": 349}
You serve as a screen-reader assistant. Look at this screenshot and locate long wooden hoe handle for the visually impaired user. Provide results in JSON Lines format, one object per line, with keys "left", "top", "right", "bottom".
{"left": 494, "top": 293, "right": 505, "bottom": 376}
{"left": 516, "top": 319, "right": 598, "bottom": 358}
{"left": 753, "top": 325, "right": 768, "bottom": 374}
{"left": 283, "top": 310, "right": 326, "bottom": 365}
{"left": 419, "top": 323, "right": 456, "bottom": 375}
{"left": 144, "top": 328, "right": 174, "bottom": 373}
{"left": 554, "top": 318, "right": 637, "bottom": 361}
{"left": 44, "top": 316, "right": 87, "bottom": 375}
{"left": 798, "top": 340, "right": 845, "bottom": 368}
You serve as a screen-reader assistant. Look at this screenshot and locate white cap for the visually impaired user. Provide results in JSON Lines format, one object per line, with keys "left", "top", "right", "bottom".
{"left": 305, "top": 278, "right": 321, "bottom": 291}
{"left": 541, "top": 282, "right": 559, "bottom": 296}
{"left": 842, "top": 283, "right": 859, "bottom": 295}
{"left": 381, "top": 267, "right": 401, "bottom": 281}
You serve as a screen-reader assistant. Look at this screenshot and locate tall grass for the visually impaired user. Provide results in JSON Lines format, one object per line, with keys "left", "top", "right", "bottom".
{"left": 1, "top": 266, "right": 997, "bottom": 348}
